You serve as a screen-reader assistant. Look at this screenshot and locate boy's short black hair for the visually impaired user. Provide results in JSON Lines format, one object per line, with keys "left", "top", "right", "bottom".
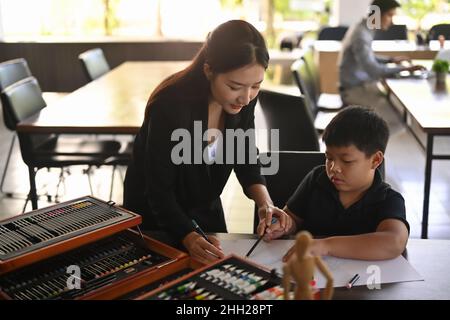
{"left": 371, "top": 0, "right": 401, "bottom": 15}
{"left": 322, "top": 106, "right": 389, "bottom": 156}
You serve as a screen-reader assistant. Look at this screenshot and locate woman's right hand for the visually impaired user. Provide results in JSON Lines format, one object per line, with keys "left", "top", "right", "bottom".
{"left": 182, "top": 231, "right": 224, "bottom": 264}
{"left": 256, "top": 206, "right": 295, "bottom": 241}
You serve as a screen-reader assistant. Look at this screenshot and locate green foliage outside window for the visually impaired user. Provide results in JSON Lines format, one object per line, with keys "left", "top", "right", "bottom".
{"left": 220, "top": 0, "right": 244, "bottom": 7}
{"left": 274, "top": 0, "right": 329, "bottom": 21}
{"left": 399, "top": 0, "right": 443, "bottom": 28}
{"left": 101, "top": 0, "right": 120, "bottom": 36}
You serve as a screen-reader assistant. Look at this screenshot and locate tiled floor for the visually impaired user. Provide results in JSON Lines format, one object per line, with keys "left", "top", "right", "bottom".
{"left": 1, "top": 100, "right": 450, "bottom": 239}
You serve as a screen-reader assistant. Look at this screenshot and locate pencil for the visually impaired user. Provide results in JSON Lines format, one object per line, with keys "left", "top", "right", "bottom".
{"left": 346, "top": 273, "right": 360, "bottom": 289}
{"left": 245, "top": 234, "right": 264, "bottom": 258}
{"left": 192, "top": 219, "right": 213, "bottom": 244}
{"left": 245, "top": 217, "right": 278, "bottom": 257}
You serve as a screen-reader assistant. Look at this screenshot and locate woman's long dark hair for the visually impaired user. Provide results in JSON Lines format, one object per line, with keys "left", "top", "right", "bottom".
{"left": 144, "top": 20, "right": 269, "bottom": 120}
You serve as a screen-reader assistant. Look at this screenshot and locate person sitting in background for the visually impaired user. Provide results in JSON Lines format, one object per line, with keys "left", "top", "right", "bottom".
{"left": 338, "top": 0, "right": 424, "bottom": 110}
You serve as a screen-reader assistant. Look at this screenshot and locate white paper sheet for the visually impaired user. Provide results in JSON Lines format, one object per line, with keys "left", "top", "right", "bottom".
{"left": 220, "top": 239, "right": 423, "bottom": 288}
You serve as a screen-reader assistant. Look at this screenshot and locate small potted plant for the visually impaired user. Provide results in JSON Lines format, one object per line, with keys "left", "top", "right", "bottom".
{"left": 432, "top": 59, "right": 449, "bottom": 84}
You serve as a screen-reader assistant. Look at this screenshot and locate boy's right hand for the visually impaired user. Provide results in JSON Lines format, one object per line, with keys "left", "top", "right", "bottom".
{"left": 182, "top": 231, "right": 224, "bottom": 264}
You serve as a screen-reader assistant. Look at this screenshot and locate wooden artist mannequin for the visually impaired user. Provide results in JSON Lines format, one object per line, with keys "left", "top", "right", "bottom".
{"left": 282, "top": 231, "right": 334, "bottom": 300}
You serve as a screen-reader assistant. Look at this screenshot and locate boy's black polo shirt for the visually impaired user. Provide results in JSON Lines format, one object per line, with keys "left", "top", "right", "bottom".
{"left": 286, "top": 165, "right": 409, "bottom": 236}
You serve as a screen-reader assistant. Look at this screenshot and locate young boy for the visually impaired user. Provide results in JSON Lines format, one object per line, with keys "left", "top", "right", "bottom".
{"left": 259, "top": 106, "right": 409, "bottom": 261}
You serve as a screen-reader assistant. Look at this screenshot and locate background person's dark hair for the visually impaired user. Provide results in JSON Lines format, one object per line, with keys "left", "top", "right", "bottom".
{"left": 322, "top": 106, "right": 389, "bottom": 156}
{"left": 145, "top": 20, "right": 269, "bottom": 119}
{"left": 370, "top": 0, "right": 400, "bottom": 15}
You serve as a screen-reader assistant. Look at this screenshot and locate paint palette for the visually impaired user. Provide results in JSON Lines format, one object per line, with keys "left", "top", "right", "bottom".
{"left": 136, "top": 255, "right": 285, "bottom": 300}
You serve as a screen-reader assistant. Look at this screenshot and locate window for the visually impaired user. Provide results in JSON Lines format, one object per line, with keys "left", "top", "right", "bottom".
{"left": 0, "top": 0, "right": 328, "bottom": 44}
{"left": 0, "top": 0, "right": 157, "bottom": 39}
{"left": 396, "top": 0, "right": 450, "bottom": 30}
{"left": 0, "top": 0, "right": 233, "bottom": 40}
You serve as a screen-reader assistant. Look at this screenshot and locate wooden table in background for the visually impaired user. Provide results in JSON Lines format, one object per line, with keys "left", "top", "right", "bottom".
{"left": 17, "top": 61, "right": 190, "bottom": 134}
{"left": 385, "top": 71, "right": 450, "bottom": 239}
{"left": 16, "top": 60, "right": 298, "bottom": 210}
{"left": 17, "top": 60, "right": 297, "bottom": 135}
{"left": 315, "top": 40, "right": 449, "bottom": 94}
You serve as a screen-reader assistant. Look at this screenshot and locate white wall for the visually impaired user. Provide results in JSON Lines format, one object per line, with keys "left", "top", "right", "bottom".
{"left": 332, "top": 0, "right": 372, "bottom": 26}
{"left": 0, "top": 2, "right": 3, "bottom": 40}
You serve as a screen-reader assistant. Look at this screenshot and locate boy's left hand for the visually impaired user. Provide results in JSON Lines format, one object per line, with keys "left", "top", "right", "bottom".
{"left": 282, "top": 238, "right": 330, "bottom": 262}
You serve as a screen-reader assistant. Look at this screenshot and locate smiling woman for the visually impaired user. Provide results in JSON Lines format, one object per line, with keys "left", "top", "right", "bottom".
{"left": 123, "top": 20, "right": 291, "bottom": 265}
{"left": 205, "top": 62, "right": 265, "bottom": 115}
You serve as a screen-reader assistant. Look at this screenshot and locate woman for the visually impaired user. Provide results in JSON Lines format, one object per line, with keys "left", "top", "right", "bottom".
{"left": 124, "top": 20, "right": 288, "bottom": 264}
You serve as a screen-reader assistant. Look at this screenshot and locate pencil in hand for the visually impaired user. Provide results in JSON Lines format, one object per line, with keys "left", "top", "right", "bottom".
{"left": 246, "top": 217, "right": 278, "bottom": 258}
{"left": 192, "top": 219, "right": 223, "bottom": 259}
{"left": 192, "top": 219, "right": 212, "bottom": 244}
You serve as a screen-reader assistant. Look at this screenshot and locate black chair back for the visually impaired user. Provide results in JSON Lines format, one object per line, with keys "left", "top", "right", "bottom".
{"left": 0, "top": 59, "right": 33, "bottom": 131}
{"left": 318, "top": 26, "right": 349, "bottom": 41}
{"left": 427, "top": 24, "right": 450, "bottom": 41}
{"left": 374, "top": 24, "right": 408, "bottom": 40}
{"left": 291, "top": 58, "right": 318, "bottom": 116}
{"left": 0, "top": 58, "right": 32, "bottom": 91}
{"left": 301, "top": 49, "right": 321, "bottom": 101}
{"left": 1, "top": 77, "right": 46, "bottom": 125}
{"left": 257, "top": 90, "right": 319, "bottom": 152}
{"left": 78, "top": 48, "right": 110, "bottom": 81}
{"left": 1, "top": 77, "right": 121, "bottom": 210}
{"left": 253, "top": 151, "right": 326, "bottom": 232}
{"left": 252, "top": 152, "right": 386, "bottom": 232}
{"left": 0, "top": 77, "right": 52, "bottom": 164}
{"left": 280, "top": 32, "right": 303, "bottom": 51}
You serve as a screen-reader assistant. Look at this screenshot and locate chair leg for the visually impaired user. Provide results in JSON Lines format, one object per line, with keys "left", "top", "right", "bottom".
{"left": 118, "top": 166, "right": 124, "bottom": 181}
{"left": 54, "top": 168, "right": 65, "bottom": 203}
{"left": 62, "top": 169, "right": 68, "bottom": 196}
{"left": 86, "top": 166, "right": 94, "bottom": 196}
{"left": 22, "top": 194, "right": 30, "bottom": 214}
{"left": 0, "top": 134, "right": 16, "bottom": 195}
{"left": 109, "top": 165, "right": 116, "bottom": 201}
{"left": 27, "top": 166, "right": 38, "bottom": 210}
